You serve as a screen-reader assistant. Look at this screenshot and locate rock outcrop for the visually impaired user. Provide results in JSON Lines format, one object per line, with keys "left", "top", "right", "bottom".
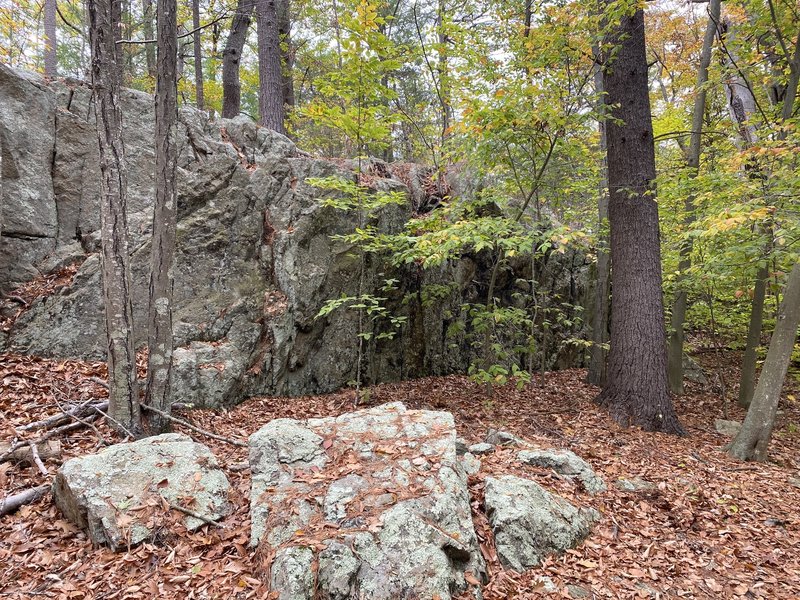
{"left": 249, "top": 402, "right": 485, "bottom": 599}
{"left": 0, "top": 64, "right": 589, "bottom": 406}
{"left": 52, "top": 433, "right": 230, "bottom": 551}
{"left": 517, "top": 448, "right": 606, "bottom": 495}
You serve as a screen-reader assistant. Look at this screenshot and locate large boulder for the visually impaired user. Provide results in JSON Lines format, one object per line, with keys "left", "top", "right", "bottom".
{"left": 249, "top": 402, "right": 485, "bottom": 599}
{"left": 484, "top": 475, "right": 598, "bottom": 571}
{"left": 52, "top": 433, "right": 230, "bottom": 551}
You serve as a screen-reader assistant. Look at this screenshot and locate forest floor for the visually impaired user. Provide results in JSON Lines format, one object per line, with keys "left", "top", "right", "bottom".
{"left": 1, "top": 350, "right": 799, "bottom": 599}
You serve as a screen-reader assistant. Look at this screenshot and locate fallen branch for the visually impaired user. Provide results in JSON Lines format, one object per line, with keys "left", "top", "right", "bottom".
{"left": 168, "top": 502, "right": 224, "bottom": 528}
{"left": 0, "top": 485, "right": 49, "bottom": 517}
{"left": 1, "top": 419, "right": 97, "bottom": 465}
{"left": 0, "top": 440, "right": 61, "bottom": 465}
{"left": 17, "top": 399, "right": 109, "bottom": 432}
{"left": 140, "top": 404, "right": 246, "bottom": 447}
{"left": 28, "top": 443, "right": 49, "bottom": 476}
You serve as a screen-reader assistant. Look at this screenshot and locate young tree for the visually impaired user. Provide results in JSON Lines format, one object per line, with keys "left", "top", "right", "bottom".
{"left": 667, "top": 0, "right": 721, "bottom": 394}
{"left": 596, "top": 3, "right": 683, "bottom": 434}
{"left": 144, "top": 0, "right": 178, "bottom": 433}
{"left": 222, "top": 0, "right": 254, "bottom": 118}
{"left": 43, "top": 0, "right": 57, "bottom": 78}
{"left": 87, "top": 0, "right": 141, "bottom": 435}
{"left": 277, "top": 0, "right": 294, "bottom": 108}
{"left": 727, "top": 262, "right": 800, "bottom": 461}
{"left": 142, "top": 0, "right": 156, "bottom": 78}
{"left": 192, "top": 0, "right": 204, "bottom": 109}
{"left": 256, "top": 0, "right": 287, "bottom": 133}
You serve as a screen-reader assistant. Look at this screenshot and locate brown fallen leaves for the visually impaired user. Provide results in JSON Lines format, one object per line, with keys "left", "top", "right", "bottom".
{"left": 1, "top": 351, "right": 799, "bottom": 599}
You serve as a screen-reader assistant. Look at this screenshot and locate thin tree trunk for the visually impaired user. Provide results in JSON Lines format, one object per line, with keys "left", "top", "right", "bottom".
{"left": 739, "top": 265, "right": 769, "bottom": 407}
{"left": 44, "top": 0, "right": 57, "bottom": 78}
{"left": 222, "top": 0, "right": 254, "bottom": 118}
{"left": 87, "top": 0, "right": 141, "bottom": 435}
{"left": 437, "top": 0, "right": 452, "bottom": 147}
{"left": 728, "top": 263, "right": 800, "bottom": 461}
{"left": 142, "top": 0, "right": 156, "bottom": 78}
{"left": 587, "top": 56, "right": 610, "bottom": 387}
{"left": 596, "top": 7, "right": 683, "bottom": 435}
{"left": 276, "top": 0, "right": 294, "bottom": 109}
{"left": 255, "top": 0, "right": 286, "bottom": 133}
{"left": 192, "top": 0, "right": 204, "bottom": 110}
{"left": 667, "top": 0, "right": 721, "bottom": 394}
{"left": 144, "top": 0, "right": 179, "bottom": 433}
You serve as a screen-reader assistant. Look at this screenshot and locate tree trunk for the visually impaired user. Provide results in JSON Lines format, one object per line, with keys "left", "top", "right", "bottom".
{"left": 44, "top": 0, "right": 57, "bottom": 78}
{"left": 192, "top": 0, "right": 204, "bottom": 110}
{"left": 587, "top": 56, "right": 610, "bottom": 387}
{"left": 437, "top": 0, "right": 452, "bottom": 147}
{"left": 276, "top": 0, "right": 294, "bottom": 109}
{"left": 738, "top": 265, "right": 769, "bottom": 407}
{"left": 142, "top": 0, "right": 156, "bottom": 78}
{"left": 222, "top": 0, "right": 254, "bottom": 118}
{"left": 596, "top": 7, "right": 683, "bottom": 435}
{"left": 728, "top": 263, "right": 800, "bottom": 461}
{"left": 87, "top": 0, "right": 141, "bottom": 435}
{"left": 144, "top": 0, "right": 179, "bottom": 434}
{"left": 667, "top": 0, "right": 721, "bottom": 394}
{"left": 255, "top": 0, "right": 286, "bottom": 133}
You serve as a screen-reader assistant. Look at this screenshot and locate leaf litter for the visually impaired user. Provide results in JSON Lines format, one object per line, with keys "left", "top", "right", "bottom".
{"left": 1, "top": 351, "right": 799, "bottom": 599}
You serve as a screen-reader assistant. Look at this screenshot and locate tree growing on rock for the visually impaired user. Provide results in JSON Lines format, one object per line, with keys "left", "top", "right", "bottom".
{"left": 222, "top": 0, "right": 255, "bottom": 118}
{"left": 596, "top": 2, "right": 683, "bottom": 434}
{"left": 87, "top": 0, "right": 141, "bottom": 435}
{"left": 256, "top": 0, "right": 286, "bottom": 133}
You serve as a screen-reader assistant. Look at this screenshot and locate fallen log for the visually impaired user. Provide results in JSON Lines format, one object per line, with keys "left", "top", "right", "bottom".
{"left": 0, "top": 485, "right": 49, "bottom": 517}
{"left": 1, "top": 418, "right": 96, "bottom": 465}
{"left": 17, "top": 399, "right": 109, "bottom": 433}
{"left": 0, "top": 440, "right": 61, "bottom": 466}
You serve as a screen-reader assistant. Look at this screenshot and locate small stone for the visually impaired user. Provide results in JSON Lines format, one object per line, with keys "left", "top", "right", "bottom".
{"left": 568, "top": 584, "right": 591, "bottom": 598}
{"left": 455, "top": 438, "right": 469, "bottom": 456}
{"left": 468, "top": 442, "right": 495, "bottom": 455}
{"left": 614, "top": 478, "right": 657, "bottom": 492}
{"left": 715, "top": 419, "right": 742, "bottom": 437}
{"left": 485, "top": 429, "right": 525, "bottom": 446}
{"left": 517, "top": 449, "right": 606, "bottom": 495}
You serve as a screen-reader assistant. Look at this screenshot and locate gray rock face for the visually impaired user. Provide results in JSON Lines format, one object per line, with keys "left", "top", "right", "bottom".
{"left": 0, "top": 65, "right": 589, "bottom": 407}
{"left": 517, "top": 449, "right": 606, "bottom": 495}
{"left": 484, "top": 475, "right": 598, "bottom": 571}
{"left": 52, "top": 434, "right": 230, "bottom": 551}
{"left": 249, "top": 402, "right": 485, "bottom": 599}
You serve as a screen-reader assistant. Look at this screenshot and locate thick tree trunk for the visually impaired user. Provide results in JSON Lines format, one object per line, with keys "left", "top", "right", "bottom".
{"left": 222, "top": 0, "right": 254, "bottom": 118}
{"left": 144, "top": 0, "right": 179, "bottom": 433}
{"left": 728, "top": 263, "right": 800, "bottom": 461}
{"left": 667, "top": 0, "right": 721, "bottom": 394}
{"left": 87, "top": 0, "right": 141, "bottom": 435}
{"left": 255, "top": 0, "right": 286, "bottom": 133}
{"left": 587, "top": 58, "right": 610, "bottom": 387}
{"left": 192, "top": 0, "right": 204, "bottom": 110}
{"left": 44, "top": 0, "right": 57, "bottom": 78}
{"left": 142, "top": 0, "right": 156, "bottom": 78}
{"left": 276, "top": 0, "right": 294, "bottom": 109}
{"left": 596, "top": 7, "right": 683, "bottom": 434}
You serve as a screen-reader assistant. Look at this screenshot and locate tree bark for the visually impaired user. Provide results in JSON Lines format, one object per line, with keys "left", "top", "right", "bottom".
{"left": 587, "top": 56, "right": 610, "bottom": 387}
{"left": 144, "top": 0, "right": 179, "bottom": 434}
{"left": 255, "top": 0, "right": 286, "bottom": 133}
{"left": 596, "top": 7, "right": 683, "bottom": 434}
{"left": 738, "top": 265, "right": 768, "bottom": 407}
{"left": 667, "top": 0, "right": 721, "bottom": 394}
{"left": 192, "top": 0, "right": 205, "bottom": 110}
{"left": 44, "top": 0, "right": 57, "bottom": 78}
{"left": 88, "top": 0, "right": 141, "bottom": 435}
{"left": 142, "top": 0, "right": 156, "bottom": 78}
{"left": 276, "top": 0, "right": 294, "bottom": 109}
{"left": 728, "top": 263, "right": 800, "bottom": 461}
{"left": 222, "top": 0, "right": 254, "bottom": 118}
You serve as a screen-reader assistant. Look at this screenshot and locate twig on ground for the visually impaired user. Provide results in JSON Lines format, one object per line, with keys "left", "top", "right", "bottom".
{"left": 140, "top": 404, "right": 247, "bottom": 447}
{"left": 0, "top": 485, "right": 50, "bottom": 517}
{"left": 28, "top": 443, "right": 49, "bottom": 476}
{"left": 167, "top": 502, "right": 224, "bottom": 528}
{"left": 17, "top": 398, "right": 108, "bottom": 432}
{"left": 1, "top": 419, "right": 97, "bottom": 464}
